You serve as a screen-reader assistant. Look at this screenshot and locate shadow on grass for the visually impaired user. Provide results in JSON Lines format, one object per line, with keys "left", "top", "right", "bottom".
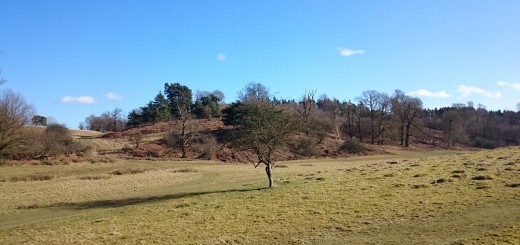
{"left": 47, "top": 187, "right": 267, "bottom": 210}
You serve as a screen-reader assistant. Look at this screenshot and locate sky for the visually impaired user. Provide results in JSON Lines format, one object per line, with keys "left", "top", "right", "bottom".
{"left": 1, "top": 0, "right": 519, "bottom": 128}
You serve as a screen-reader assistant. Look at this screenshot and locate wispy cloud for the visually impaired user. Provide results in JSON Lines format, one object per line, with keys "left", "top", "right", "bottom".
{"left": 217, "top": 53, "right": 226, "bottom": 61}
{"left": 408, "top": 89, "right": 451, "bottom": 98}
{"left": 59, "top": 96, "right": 95, "bottom": 104}
{"left": 106, "top": 92, "right": 122, "bottom": 100}
{"left": 497, "top": 81, "right": 520, "bottom": 91}
{"left": 457, "top": 85, "right": 501, "bottom": 98}
{"left": 337, "top": 47, "right": 365, "bottom": 57}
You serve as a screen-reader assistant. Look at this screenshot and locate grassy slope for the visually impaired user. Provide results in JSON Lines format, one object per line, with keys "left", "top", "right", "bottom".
{"left": 0, "top": 148, "right": 519, "bottom": 244}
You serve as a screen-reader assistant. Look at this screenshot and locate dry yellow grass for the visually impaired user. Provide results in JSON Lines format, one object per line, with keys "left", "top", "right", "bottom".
{"left": 0, "top": 148, "right": 519, "bottom": 244}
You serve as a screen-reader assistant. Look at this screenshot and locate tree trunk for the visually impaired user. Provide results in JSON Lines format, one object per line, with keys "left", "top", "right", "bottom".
{"left": 265, "top": 163, "right": 273, "bottom": 188}
{"left": 405, "top": 123, "right": 411, "bottom": 147}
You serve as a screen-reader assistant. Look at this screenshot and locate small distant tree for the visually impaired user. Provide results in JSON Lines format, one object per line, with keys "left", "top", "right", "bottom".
{"left": 111, "top": 108, "right": 124, "bottom": 131}
{"left": 238, "top": 82, "right": 270, "bottom": 103}
{"left": 32, "top": 115, "right": 48, "bottom": 126}
{"left": 317, "top": 95, "right": 341, "bottom": 139}
{"left": 164, "top": 83, "right": 192, "bottom": 119}
{"left": 296, "top": 89, "right": 316, "bottom": 124}
{"left": 129, "top": 131, "right": 143, "bottom": 149}
{"left": 165, "top": 121, "right": 199, "bottom": 158}
{"left": 224, "top": 98, "right": 300, "bottom": 188}
{"left": 193, "top": 91, "right": 223, "bottom": 119}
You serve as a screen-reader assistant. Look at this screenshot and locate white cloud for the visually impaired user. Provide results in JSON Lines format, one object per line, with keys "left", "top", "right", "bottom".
{"left": 457, "top": 85, "right": 501, "bottom": 98}
{"left": 59, "top": 96, "right": 95, "bottom": 104}
{"left": 408, "top": 89, "right": 451, "bottom": 98}
{"left": 497, "top": 81, "right": 520, "bottom": 91}
{"left": 217, "top": 53, "right": 226, "bottom": 61}
{"left": 106, "top": 92, "right": 122, "bottom": 100}
{"left": 337, "top": 47, "right": 365, "bottom": 57}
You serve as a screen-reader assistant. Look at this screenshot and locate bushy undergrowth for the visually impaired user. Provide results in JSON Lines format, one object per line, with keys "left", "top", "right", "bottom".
{"left": 294, "top": 137, "right": 319, "bottom": 157}
{"left": 198, "top": 135, "right": 219, "bottom": 160}
{"left": 340, "top": 137, "right": 365, "bottom": 154}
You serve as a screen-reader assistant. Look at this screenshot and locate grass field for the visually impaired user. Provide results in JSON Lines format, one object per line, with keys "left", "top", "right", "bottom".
{"left": 1, "top": 148, "right": 519, "bottom": 244}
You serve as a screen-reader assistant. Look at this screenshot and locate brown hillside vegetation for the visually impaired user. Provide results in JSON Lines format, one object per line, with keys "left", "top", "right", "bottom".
{"left": 91, "top": 119, "right": 440, "bottom": 163}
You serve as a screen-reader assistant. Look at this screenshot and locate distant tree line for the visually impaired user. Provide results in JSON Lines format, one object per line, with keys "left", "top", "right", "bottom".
{"left": 119, "top": 82, "right": 520, "bottom": 150}
{"left": 80, "top": 108, "right": 126, "bottom": 132}
{"left": 1, "top": 76, "right": 519, "bottom": 165}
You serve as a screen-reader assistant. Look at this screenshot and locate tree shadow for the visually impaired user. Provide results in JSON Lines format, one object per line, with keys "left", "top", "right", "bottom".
{"left": 47, "top": 187, "right": 267, "bottom": 210}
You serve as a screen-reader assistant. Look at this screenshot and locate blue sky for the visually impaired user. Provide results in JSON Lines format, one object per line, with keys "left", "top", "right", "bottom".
{"left": 1, "top": 0, "right": 519, "bottom": 128}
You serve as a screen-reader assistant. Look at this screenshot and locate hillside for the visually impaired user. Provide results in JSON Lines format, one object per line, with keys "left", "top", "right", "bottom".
{"left": 75, "top": 118, "right": 444, "bottom": 164}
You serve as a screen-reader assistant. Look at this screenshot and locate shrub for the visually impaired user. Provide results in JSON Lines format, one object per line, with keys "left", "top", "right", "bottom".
{"left": 294, "top": 137, "right": 319, "bottom": 157}
{"left": 472, "top": 137, "right": 499, "bottom": 149}
{"left": 340, "top": 137, "right": 364, "bottom": 154}
{"left": 471, "top": 175, "right": 494, "bottom": 180}
{"left": 198, "top": 135, "right": 219, "bottom": 160}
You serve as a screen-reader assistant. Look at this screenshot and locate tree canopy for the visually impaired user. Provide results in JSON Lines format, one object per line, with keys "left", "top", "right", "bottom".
{"left": 224, "top": 99, "right": 300, "bottom": 188}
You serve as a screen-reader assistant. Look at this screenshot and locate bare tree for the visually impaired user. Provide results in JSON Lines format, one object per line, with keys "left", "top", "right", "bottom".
{"left": 296, "top": 89, "right": 316, "bottom": 124}
{"left": 223, "top": 93, "right": 300, "bottom": 188}
{"left": 376, "top": 93, "right": 391, "bottom": 145}
{"left": 111, "top": 108, "right": 124, "bottom": 131}
{"left": 238, "top": 82, "right": 270, "bottom": 103}
{"left": 391, "top": 90, "right": 423, "bottom": 147}
{"left": 442, "top": 110, "right": 466, "bottom": 148}
{"left": 355, "top": 90, "right": 391, "bottom": 144}
{"left": 317, "top": 95, "right": 341, "bottom": 139}
{"left": 129, "top": 131, "right": 143, "bottom": 149}
{"left": 0, "top": 89, "right": 36, "bottom": 159}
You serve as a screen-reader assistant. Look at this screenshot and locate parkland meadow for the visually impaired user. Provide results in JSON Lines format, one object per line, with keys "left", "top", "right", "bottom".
{"left": 1, "top": 148, "right": 519, "bottom": 244}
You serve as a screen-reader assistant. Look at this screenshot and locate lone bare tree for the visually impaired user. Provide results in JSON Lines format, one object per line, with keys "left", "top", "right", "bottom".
{"left": 223, "top": 87, "right": 299, "bottom": 188}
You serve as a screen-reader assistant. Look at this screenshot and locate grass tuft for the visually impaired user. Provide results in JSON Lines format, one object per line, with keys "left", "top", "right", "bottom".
{"left": 413, "top": 173, "right": 429, "bottom": 177}
{"left": 411, "top": 184, "right": 429, "bottom": 189}
{"left": 17, "top": 204, "right": 40, "bottom": 209}
{"left": 471, "top": 175, "right": 494, "bottom": 181}
{"left": 109, "top": 168, "right": 151, "bottom": 175}
{"left": 79, "top": 175, "right": 112, "bottom": 180}
{"left": 171, "top": 168, "right": 197, "bottom": 173}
